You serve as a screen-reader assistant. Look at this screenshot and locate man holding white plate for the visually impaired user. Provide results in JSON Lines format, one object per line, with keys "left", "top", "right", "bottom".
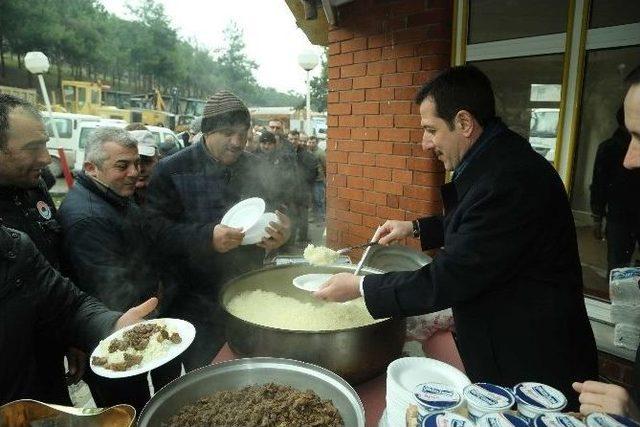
{"left": 145, "top": 90, "right": 291, "bottom": 371}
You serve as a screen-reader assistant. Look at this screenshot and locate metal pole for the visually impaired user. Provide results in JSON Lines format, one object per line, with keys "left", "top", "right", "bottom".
{"left": 37, "top": 74, "right": 73, "bottom": 188}
{"left": 306, "top": 70, "right": 312, "bottom": 135}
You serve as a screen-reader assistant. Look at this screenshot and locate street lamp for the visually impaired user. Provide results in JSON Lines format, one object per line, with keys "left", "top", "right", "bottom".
{"left": 298, "top": 50, "right": 319, "bottom": 136}
{"left": 25, "top": 51, "right": 73, "bottom": 187}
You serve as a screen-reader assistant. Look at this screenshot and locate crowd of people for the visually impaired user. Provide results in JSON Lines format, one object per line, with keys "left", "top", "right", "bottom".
{"left": 0, "top": 63, "right": 639, "bottom": 421}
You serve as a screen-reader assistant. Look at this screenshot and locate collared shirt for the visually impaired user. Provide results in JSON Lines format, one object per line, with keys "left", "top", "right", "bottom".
{"left": 452, "top": 118, "right": 504, "bottom": 182}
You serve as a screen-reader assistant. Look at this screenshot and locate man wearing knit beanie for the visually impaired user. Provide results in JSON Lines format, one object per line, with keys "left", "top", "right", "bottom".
{"left": 144, "top": 90, "right": 291, "bottom": 371}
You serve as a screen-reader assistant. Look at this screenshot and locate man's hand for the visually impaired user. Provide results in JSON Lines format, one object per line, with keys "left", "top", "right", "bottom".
{"left": 258, "top": 210, "right": 291, "bottom": 251}
{"left": 213, "top": 224, "right": 244, "bottom": 253}
{"left": 314, "top": 273, "right": 361, "bottom": 302}
{"left": 593, "top": 221, "right": 603, "bottom": 240}
{"left": 373, "top": 220, "right": 414, "bottom": 245}
{"left": 65, "top": 347, "right": 86, "bottom": 385}
{"left": 572, "top": 381, "right": 640, "bottom": 418}
{"left": 114, "top": 297, "right": 158, "bottom": 331}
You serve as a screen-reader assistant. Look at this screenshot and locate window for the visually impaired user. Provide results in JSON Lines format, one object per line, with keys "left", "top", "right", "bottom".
{"left": 468, "top": 0, "right": 569, "bottom": 43}
{"left": 44, "top": 118, "right": 73, "bottom": 139}
{"left": 79, "top": 127, "right": 97, "bottom": 149}
{"left": 589, "top": 0, "right": 640, "bottom": 29}
{"left": 472, "top": 55, "right": 564, "bottom": 163}
{"left": 455, "top": 0, "right": 640, "bottom": 306}
{"left": 570, "top": 47, "right": 640, "bottom": 299}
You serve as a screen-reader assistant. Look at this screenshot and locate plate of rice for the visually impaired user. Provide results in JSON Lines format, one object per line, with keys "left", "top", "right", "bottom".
{"left": 90, "top": 318, "right": 195, "bottom": 379}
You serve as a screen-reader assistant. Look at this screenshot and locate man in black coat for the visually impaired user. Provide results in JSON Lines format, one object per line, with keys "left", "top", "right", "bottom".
{"left": 0, "top": 223, "right": 158, "bottom": 405}
{"left": 0, "top": 94, "right": 81, "bottom": 405}
{"left": 316, "top": 65, "right": 598, "bottom": 409}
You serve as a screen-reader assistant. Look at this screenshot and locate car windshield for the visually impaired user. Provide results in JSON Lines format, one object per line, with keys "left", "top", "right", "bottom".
{"left": 79, "top": 127, "right": 98, "bottom": 149}
{"left": 530, "top": 110, "right": 559, "bottom": 138}
{"left": 44, "top": 118, "right": 73, "bottom": 139}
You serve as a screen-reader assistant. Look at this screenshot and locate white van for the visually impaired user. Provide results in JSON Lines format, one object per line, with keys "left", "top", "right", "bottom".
{"left": 145, "top": 125, "right": 182, "bottom": 149}
{"left": 42, "top": 112, "right": 101, "bottom": 176}
{"left": 528, "top": 108, "right": 559, "bottom": 162}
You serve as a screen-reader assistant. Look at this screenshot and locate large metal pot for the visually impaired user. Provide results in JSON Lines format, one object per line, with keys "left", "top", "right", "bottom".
{"left": 138, "top": 358, "right": 365, "bottom": 427}
{"left": 219, "top": 263, "right": 406, "bottom": 385}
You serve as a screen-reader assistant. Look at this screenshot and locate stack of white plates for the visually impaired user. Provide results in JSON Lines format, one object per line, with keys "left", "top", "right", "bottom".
{"left": 384, "top": 357, "right": 471, "bottom": 426}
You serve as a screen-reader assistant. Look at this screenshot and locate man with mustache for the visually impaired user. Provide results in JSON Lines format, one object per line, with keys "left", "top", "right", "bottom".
{"left": 58, "top": 127, "right": 178, "bottom": 411}
{"left": 144, "top": 90, "right": 291, "bottom": 371}
{"left": 0, "top": 94, "right": 83, "bottom": 405}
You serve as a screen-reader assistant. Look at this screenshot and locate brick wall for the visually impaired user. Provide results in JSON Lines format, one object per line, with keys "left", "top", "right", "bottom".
{"left": 325, "top": 0, "right": 452, "bottom": 254}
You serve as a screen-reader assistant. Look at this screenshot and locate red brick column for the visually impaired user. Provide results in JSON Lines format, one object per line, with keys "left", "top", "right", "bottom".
{"left": 325, "top": 0, "right": 452, "bottom": 254}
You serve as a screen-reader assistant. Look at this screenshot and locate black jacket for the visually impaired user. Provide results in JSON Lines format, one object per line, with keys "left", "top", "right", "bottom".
{"left": 0, "top": 179, "right": 71, "bottom": 405}
{"left": 58, "top": 172, "right": 159, "bottom": 312}
{"left": 590, "top": 128, "right": 640, "bottom": 226}
{"left": 296, "top": 147, "right": 319, "bottom": 195}
{"left": 0, "top": 225, "right": 119, "bottom": 405}
{"left": 0, "top": 179, "right": 62, "bottom": 268}
{"left": 255, "top": 148, "right": 299, "bottom": 210}
{"left": 363, "top": 121, "right": 598, "bottom": 408}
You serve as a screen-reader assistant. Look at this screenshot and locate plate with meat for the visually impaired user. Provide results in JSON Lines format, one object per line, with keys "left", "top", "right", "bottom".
{"left": 90, "top": 318, "right": 195, "bottom": 378}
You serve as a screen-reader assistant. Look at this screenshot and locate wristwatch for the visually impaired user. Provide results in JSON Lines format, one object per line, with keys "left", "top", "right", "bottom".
{"left": 412, "top": 219, "right": 420, "bottom": 238}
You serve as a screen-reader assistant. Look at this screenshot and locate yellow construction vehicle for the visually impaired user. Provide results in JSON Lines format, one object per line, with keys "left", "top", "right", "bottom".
{"left": 60, "top": 80, "right": 176, "bottom": 128}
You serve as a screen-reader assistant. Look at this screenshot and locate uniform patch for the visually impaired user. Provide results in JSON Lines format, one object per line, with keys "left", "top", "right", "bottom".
{"left": 36, "top": 201, "right": 52, "bottom": 220}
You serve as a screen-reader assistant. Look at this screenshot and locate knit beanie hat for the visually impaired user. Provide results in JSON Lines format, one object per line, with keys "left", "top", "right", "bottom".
{"left": 200, "top": 90, "right": 250, "bottom": 134}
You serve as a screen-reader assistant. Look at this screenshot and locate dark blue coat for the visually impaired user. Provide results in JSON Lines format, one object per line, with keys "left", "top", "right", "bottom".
{"left": 58, "top": 172, "right": 159, "bottom": 312}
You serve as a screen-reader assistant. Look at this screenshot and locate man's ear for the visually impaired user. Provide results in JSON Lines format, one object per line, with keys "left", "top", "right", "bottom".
{"left": 455, "top": 110, "right": 475, "bottom": 137}
{"left": 84, "top": 161, "right": 98, "bottom": 177}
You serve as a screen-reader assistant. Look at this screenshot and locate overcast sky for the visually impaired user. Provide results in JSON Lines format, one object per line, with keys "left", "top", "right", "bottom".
{"left": 98, "top": 0, "right": 325, "bottom": 94}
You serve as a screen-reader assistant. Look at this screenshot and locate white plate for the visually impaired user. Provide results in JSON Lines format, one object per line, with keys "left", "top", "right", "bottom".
{"left": 220, "top": 197, "right": 265, "bottom": 231}
{"left": 242, "top": 212, "right": 279, "bottom": 245}
{"left": 292, "top": 273, "right": 334, "bottom": 292}
{"left": 89, "top": 318, "right": 195, "bottom": 379}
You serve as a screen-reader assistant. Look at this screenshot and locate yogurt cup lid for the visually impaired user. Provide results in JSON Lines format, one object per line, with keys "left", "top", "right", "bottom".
{"left": 464, "top": 383, "right": 515, "bottom": 410}
{"left": 533, "top": 413, "right": 586, "bottom": 427}
{"left": 414, "top": 383, "right": 461, "bottom": 410}
{"left": 478, "top": 412, "right": 529, "bottom": 427}
{"left": 513, "top": 382, "right": 567, "bottom": 410}
{"left": 422, "top": 412, "right": 474, "bottom": 427}
{"left": 586, "top": 413, "right": 640, "bottom": 427}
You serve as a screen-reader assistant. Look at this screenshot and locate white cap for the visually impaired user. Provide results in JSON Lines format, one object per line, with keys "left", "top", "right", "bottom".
{"left": 129, "top": 130, "right": 157, "bottom": 157}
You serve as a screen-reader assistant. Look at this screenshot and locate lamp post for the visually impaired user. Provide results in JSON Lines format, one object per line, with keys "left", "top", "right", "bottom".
{"left": 297, "top": 50, "right": 319, "bottom": 136}
{"left": 25, "top": 51, "right": 73, "bottom": 188}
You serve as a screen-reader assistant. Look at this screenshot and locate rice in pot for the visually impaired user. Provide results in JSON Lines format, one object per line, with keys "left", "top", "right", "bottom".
{"left": 226, "top": 289, "right": 383, "bottom": 331}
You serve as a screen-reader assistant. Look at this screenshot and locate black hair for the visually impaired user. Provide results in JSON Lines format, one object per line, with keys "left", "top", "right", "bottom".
{"left": 624, "top": 65, "right": 640, "bottom": 90}
{"left": 616, "top": 105, "right": 625, "bottom": 128}
{"left": 0, "top": 94, "right": 42, "bottom": 149}
{"left": 415, "top": 65, "right": 496, "bottom": 128}
{"left": 289, "top": 129, "right": 300, "bottom": 136}
{"left": 259, "top": 131, "right": 276, "bottom": 144}
{"left": 201, "top": 110, "right": 250, "bottom": 134}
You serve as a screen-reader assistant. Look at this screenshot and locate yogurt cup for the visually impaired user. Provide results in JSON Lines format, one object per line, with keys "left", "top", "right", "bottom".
{"left": 586, "top": 413, "right": 640, "bottom": 427}
{"left": 464, "top": 383, "right": 515, "bottom": 421}
{"left": 533, "top": 413, "right": 586, "bottom": 427}
{"left": 513, "top": 382, "right": 567, "bottom": 420}
{"left": 421, "top": 411, "right": 475, "bottom": 427}
{"left": 477, "top": 412, "right": 529, "bottom": 427}
{"left": 414, "top": 383, "right": 462, "bottom": 421}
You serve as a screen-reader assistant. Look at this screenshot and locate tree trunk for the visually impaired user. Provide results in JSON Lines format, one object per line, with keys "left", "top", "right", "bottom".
{"left": 0, "top": 34, "right": 5, "bottom": 78}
